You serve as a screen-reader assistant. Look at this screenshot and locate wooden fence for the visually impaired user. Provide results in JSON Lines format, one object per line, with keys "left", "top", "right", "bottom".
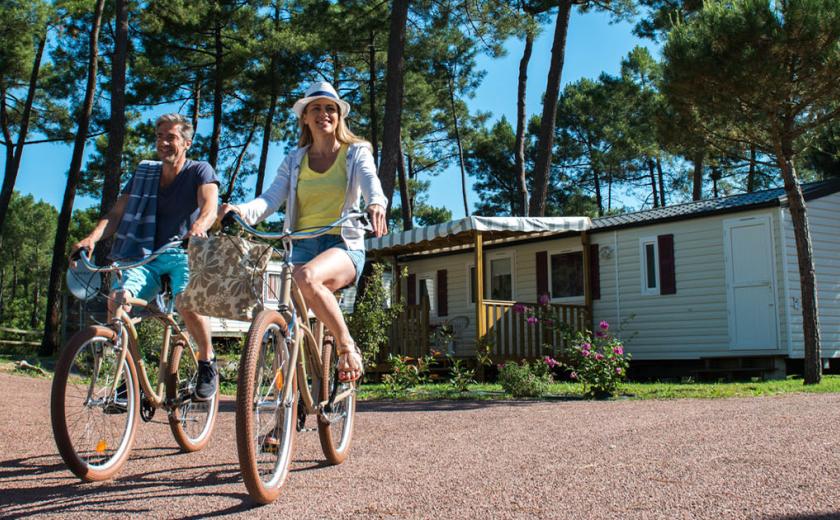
{"left": 0, "top": 327, "right": 41, "bottom": 351}
{"left": 481, "top": 300, "right": 588, "bottom": 360}
{"left": 384, "top": 296, "right": 431, "bottom": 361}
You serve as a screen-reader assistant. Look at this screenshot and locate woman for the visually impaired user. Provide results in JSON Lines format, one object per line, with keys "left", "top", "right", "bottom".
{"left": 219, "top": 81, "right": 387, "bottom": 383}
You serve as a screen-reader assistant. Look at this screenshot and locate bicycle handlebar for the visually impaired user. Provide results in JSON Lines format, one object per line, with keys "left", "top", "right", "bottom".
{"left": 221, "top": 211, "right": 372, "bottom": 241}
{"left": 73, "top": 240, "right": 184, "bottom": 273}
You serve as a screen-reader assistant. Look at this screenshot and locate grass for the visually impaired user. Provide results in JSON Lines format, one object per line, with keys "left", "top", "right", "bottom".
{"left": 5, "top": 353, "right": 840, "bottom": 401}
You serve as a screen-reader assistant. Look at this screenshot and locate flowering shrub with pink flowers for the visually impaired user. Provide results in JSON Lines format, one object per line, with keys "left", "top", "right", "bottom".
{"left": 513, "top": 298, "right": 631, "bottom": 398}
{"left": 566, "top": 320, "right": 630, "bottom": 398}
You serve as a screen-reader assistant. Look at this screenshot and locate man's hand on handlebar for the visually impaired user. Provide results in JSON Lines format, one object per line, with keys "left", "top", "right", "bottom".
{"left": 367, "top": 203, "right": 387, "bottom": 238}
{"left": 71, "top": 237, "right": 97, "bottom": 259}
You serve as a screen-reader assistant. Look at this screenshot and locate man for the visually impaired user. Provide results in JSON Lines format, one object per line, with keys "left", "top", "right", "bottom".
{"left": 74, "top": 113, "right": 219, "bottom": 400}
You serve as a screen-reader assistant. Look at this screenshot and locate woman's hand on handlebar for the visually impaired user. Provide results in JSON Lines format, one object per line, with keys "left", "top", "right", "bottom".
{"left": 216, "top": 203, "right": 241, "bottom": 226}
{"left": 367, "top": 204, "right": 387, "bottom": 238}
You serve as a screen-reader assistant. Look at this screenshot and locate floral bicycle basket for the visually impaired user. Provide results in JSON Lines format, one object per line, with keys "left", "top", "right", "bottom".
{"left": 178, "top": 234, "right": 274, "bottom": 322}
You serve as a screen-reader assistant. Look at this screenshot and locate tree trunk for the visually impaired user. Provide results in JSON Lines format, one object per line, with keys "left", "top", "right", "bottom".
{"left": 447, "top": 69, "right": 469, "bottom": 217}
{"left": 529, "top": 1, "right": 572, "bottom": 216}
{"left": 515, "top": 31, "right": 534, "bottom": 217}
{"left": 0, "top": 32, "right": 47, "bottom": 235}
{"left": 209, "top": 20, "right": 223, "bottom": 169}
{"left": 711, "top": 166, "right": 719, "bottom": 198}
{"left": 648, "top": 159, "right": 659, "bottom": 208}
{"left": 775, "top": 150, "right": 821, "bottom": 384}
{"left": 747, "top": 144, "right": 757, "bottom": 192}
{"left": 42, "top": 0, "right": 106, "bottom": 355}
{"left": 97, "top": 0, "right": 129, "bottom": 265}
{"left": 397, "top": 140, "right": 412, "bottom": 230}
{"left": 256, "top": 94, "right": 276, "bottom": 197}
{"left": 191, "top": 77, "right": 201, "bottom": 133}
{"left": 379, "top": 0, "right": 410, "bottom": 211}
{"left": 223, "top": 122, "right": 257, "bottom": 203}
{"left": 656, "top": 155, "right": 666, "bottom": 206}
{"left": 369, "top": 30, "right": 379, "bottom": 165}
{"left": 692, "top": 151, "right": 703, "bottom": 201}
{"left": 593, "top": 169, "right": 603, "bottom": 217}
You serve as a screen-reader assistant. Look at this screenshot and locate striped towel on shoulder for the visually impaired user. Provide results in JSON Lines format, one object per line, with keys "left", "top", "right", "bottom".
{"left": 110, "top": 160, "right": 161, "bottom": 261}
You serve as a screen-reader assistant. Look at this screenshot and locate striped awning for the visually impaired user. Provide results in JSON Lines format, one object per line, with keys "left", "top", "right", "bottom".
{"left": 365, "top": 216, "right": 591, "bottom": 257}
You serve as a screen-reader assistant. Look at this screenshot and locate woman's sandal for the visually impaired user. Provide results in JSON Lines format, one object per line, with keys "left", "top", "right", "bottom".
{"left": 336, "top": 343, "right": 364, "bottom": 383}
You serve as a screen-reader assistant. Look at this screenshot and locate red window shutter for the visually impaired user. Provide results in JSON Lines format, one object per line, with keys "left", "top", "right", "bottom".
{"left": 437, "top": 269, "right": 448, "bottom": 317}
{"left": 589, "top": 244, "right": 601, "bottom": 300}
{"left": 407, "top": 273, "right": 416, "bottom": 305}
{"left": 536, "top": 251, "right": 548, "bottom": 299}
{"left": 658, "top": 234, "right": 676, "bottom": 295}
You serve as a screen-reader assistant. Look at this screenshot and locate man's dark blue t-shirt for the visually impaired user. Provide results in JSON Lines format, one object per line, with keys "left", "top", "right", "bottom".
{"left": 123, "top": 159, "right": 219, "bottom": 249}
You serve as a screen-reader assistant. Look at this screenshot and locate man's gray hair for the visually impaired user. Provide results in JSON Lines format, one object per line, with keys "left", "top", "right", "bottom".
{"left": 155, "top": 113, "right": 194, "bottom": 141}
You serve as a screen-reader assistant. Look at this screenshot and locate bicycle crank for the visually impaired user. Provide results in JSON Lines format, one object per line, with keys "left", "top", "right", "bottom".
{"left": 140, "top": 390, "right": 156, "bottom": 422}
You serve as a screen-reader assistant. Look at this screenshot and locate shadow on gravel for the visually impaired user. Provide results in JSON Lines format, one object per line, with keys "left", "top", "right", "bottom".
{"left": 763, "top": 514, "right": 840, "bottom": 519}
{"left": 0, "top": 456, "right": 256, "bottom": 517}
{"left": 357, "top": 398, "right": 575, "bottom": 413}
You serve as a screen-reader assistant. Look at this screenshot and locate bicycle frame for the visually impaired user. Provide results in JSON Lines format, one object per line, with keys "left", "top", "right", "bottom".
{"left": 75, "top": 245, "right": 198, "bottom": 412}
{"left": 224, "top": 212, "right": 367, "bottom": 418}
{"left": 108, "top": 297, "right": 196, "bottom": 411}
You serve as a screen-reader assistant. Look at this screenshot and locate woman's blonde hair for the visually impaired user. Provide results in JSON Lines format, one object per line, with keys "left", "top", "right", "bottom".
{"left": 297, "top": 101, "right": 367, "bottom": 148}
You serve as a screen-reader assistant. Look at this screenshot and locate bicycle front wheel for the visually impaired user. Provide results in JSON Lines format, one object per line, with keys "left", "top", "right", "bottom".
{"left": 166, "top": 338, "right": 219, "bottom": 452}
{"left": 236, "top": 310, "right": 297, "bottom": 504}
{"left": 50, "top": 326, "right": 139, "bottom": 481}
{"left": 318, "top": 338, "right": 356, "bottom": 464}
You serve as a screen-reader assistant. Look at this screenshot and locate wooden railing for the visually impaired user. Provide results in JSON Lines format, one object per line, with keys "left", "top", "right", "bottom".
{"left": 0, "top": 327, "right": 41, "bottom": 350}
{"left": 481, "top": 300, "right": 588, "bottom": 360}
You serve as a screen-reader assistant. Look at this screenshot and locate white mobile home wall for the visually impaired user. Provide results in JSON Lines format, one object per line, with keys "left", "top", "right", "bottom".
{"left": 780, "top": 191, "right": 840, "bottom": 358}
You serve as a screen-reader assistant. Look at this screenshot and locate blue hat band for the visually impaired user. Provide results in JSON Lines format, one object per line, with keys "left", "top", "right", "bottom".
{"left": 307, "top": 90, "right": 338, "bottom": 100}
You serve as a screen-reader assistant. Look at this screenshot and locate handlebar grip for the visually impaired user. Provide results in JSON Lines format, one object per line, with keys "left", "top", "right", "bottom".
{"left": 71, "top": 247, "right": 89, "bottom": 261}
{"left": 221, "top": 211, "right": 238, "bottom": 229}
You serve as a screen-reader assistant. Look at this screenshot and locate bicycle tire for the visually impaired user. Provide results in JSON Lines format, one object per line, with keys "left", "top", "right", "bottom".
{"left": 236, "top": 310, "right": 298, "bottom": 504}
{"left": 166, "top": 338, "right": 219, "bottom": 452}
{"left": 317, "top": 337, "right": 356, "bottom": 464}
{"left": 51, "top": 326, "right": 140, "bottom": 482}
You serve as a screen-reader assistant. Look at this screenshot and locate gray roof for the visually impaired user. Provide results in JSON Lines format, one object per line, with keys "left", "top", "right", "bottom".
{"left": 591, "top": 178, "right": 840, "bottom": 231}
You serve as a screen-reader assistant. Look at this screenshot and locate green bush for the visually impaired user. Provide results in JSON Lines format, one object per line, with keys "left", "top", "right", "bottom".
{"left": 448, "top": 356, "right": 475, "bottom": 392}
{"left": 346, "top": 263, "right": 404, "bottom": 368}
{"left": 497, "top": 359, "right": 553, "bottom": 398}
{"left": 564, "top": 320, "right": 631, "bottom": 398}
{"left": 382, "top": 353, "right": 435, "bottom": 395}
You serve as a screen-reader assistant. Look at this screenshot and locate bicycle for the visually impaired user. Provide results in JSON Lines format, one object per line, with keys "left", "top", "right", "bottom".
{"left": 50, "top": 242, "right": 219, "bottom": 482}
{"left": 221, "top": 212, "right": 368, "bottom": 504}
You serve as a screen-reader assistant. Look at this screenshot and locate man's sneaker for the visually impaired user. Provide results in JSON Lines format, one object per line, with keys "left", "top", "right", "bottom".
{"left": 194, "top": 360, "right": 218, "bottom": 401}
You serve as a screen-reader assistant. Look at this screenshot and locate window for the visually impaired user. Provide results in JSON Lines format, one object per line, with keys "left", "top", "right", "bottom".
{"left": 418, "top": 274, "right": 436, "bottom": 313}
{"left": 467, "top": 265, "right": 476, "bottom": 304}
{"left": 549, "top": 251, "right": 583, "bottom": 299}
{"left": 488, "top": 255, "right": 513, "bottom": 300}
{"left": 264, "top": 273, "right": 282, "bottom": 302}
{"left": 640, "top": 237, "right": 659, "bottom": 295}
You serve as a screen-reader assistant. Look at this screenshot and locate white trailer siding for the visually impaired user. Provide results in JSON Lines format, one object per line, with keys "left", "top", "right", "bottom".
{"left": 781, "top": 191, "right": 840, "bottom": 358}
{"left": 592, "top": 207, "right": 788, "bottom": 360}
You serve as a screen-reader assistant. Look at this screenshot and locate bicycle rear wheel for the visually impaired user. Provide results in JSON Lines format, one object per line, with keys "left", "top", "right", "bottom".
{"left": 317, "top": 337, "right": 356, "bottom": 464}
{"left": 50, "top": 326, "right": 139, "bottom": 481}
{"left": 236, "top": 310, "right": 297, "bottom": 504}
{"left": 166, "top": 338, "right": 219, "bottom": 452}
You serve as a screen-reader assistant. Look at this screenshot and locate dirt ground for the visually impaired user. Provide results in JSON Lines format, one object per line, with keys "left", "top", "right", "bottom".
{"left": 1, "top": 371, "right": 839, "bottom": 519}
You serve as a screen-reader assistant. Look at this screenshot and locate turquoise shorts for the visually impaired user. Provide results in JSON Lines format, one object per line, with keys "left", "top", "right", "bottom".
{"left": 290, "top": 235, "right": 365, "bottom": 286}
{"left": 110, "top": 247, "right": 189, "bottom": 301}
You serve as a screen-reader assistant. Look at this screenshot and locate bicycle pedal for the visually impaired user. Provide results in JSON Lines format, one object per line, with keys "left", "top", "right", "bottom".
{"left": 140, "top": 399, "right": 156, "bottom": 422}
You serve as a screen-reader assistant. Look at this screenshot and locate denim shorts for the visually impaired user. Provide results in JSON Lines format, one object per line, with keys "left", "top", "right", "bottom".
{"left": 110, "top": 247, "right": 189, "bottom": 301}
{"left": 290, "top": 234, "right": 365, "bottom": 286}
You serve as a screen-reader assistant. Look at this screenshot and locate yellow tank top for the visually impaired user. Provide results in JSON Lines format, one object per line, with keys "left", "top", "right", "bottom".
{"left": 296, "top": 145, "right": 348, "bottom": 235}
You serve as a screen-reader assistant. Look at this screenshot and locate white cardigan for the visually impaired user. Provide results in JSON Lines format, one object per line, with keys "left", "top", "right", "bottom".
{"left": 235, "top": 142, "right": 387, "bottom": 251}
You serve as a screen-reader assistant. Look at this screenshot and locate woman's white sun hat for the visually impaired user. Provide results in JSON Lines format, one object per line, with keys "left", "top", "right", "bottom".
{"left": 292, "top": 81, "right": 351, "bottom": 119}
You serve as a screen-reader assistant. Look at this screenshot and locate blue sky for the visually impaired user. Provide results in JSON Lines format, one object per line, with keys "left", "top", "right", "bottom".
{"left": 1, "top": 9, "right": 657, "bottom": 217}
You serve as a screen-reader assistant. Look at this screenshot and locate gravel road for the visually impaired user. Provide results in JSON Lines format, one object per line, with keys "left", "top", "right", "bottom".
{"left": 1, "top": 371, "right": 839, "bottom": 519}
